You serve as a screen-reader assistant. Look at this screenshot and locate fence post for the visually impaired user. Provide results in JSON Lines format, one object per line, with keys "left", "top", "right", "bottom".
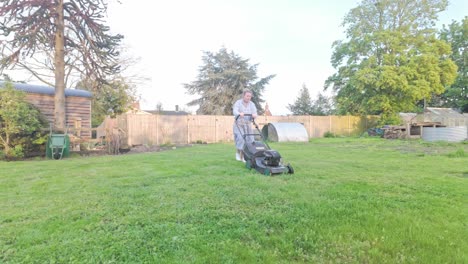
{"left": 156, "top": 114, "right": 159, "bottom": 145}
{"left": 348, "top": 115, "right": 351, "bottom": 136}
{"left": 214, "top": 116, "right": 218, "bottom": 143}
{"left": 125, "top": 114, "right": 131, "bottom": 146}
{"left": 187, "top": 116, "right": 190, "bottom": 144}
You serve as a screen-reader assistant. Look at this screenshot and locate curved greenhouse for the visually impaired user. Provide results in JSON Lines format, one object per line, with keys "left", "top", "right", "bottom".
{"left": 261, "top": 122, "right": 309, "bottom": 142}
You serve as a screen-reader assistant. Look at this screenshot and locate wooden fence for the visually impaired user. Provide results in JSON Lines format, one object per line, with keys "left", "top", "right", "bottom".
{"left": 98, "top": 114, "right": 379, "bottom": 146}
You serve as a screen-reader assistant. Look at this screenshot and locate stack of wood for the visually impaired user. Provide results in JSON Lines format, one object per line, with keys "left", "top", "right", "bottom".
{"left": 382, "top": 125, "right": 407, "bottom": 139}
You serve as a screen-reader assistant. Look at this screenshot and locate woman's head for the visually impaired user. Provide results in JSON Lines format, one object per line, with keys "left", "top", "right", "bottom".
{"left": 242, "top": 89, "right": 252, "bottom": 102}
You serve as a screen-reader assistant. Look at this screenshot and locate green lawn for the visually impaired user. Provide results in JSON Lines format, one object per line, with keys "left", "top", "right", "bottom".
{"left": 1, "top": 138, "right": 467, "bottom": 263}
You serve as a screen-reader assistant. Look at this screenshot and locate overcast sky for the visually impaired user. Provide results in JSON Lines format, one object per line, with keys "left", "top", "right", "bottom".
{"left": 108, "top": 0, "right": 466, "bottom": 115}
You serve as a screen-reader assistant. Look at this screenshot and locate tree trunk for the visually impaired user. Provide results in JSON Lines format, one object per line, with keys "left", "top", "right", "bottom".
{"left": 54, "top": 0, "right": 66, "bottom": 132}
{"left": 4, "top": 130, "right": 10, "bottom": 155}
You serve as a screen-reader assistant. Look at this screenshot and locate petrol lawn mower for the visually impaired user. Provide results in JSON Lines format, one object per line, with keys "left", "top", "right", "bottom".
{"left": 235, "top": 114, "right": 294, "bottom": 176}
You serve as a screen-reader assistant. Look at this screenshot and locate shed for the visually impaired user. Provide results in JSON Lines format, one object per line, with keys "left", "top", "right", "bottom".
{"left": 422, "top": 107, "right": 466, "bottom": 127}
{"left": 400, "top": 108, "right": 466, "bottom": 127}
{"left": 399, "top": 112, "right": 419, "bottom": 124}
{"left": 261, "top": 122, "right": 309, "bottom": 142}
{"left": 0, "top": 81, "right": 93, "bottom": 138}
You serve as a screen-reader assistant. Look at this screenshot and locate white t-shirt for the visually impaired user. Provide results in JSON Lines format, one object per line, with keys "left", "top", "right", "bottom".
{"left": 233, "top": 99, "right": 257, "bottom": 118}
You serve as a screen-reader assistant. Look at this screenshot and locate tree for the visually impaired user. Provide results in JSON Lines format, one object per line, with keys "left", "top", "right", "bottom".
{"left": 78, "top": 77, "right": 136, "bottom": 127}
{"left": 1, "top": 73, "right": 13, "bottom": 82}
{"left": 325, "top": 0, "right": 457, "bottom": 124}
{"left": 311, "top": 93, "right": 335, "bottom": 116}
{"left": 288, "top": 85, "right": 335, "bottom": 115}
{"left": 155, "top": 102, "right": 163, "bottom": 112}
{"left": 184, "top": 47, "right": 275, "bottom": 115}
{"left": 0, "top": 0, "right": 123, "bottom": 130}
{"left": 288, "top": 84, "right": 313, "bottom": 115}
{"left": 0, "top": 82, "right": 46, "bottom": 159}
{"left": 436, "top": 17, "right": 467, "bottom": 112}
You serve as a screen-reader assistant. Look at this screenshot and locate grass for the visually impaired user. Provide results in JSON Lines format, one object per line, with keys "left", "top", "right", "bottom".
{"left": 1, "top": 138, "right": 467, "bottom": 263}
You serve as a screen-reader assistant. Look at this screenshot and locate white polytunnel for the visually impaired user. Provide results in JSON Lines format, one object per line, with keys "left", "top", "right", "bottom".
{"left": 261, "top": 122, "right": 309, "bottom": 142}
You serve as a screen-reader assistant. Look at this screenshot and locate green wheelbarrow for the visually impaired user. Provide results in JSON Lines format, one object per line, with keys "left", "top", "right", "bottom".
{"left": 46, "top": 133, "right": 70, "bottom": 160}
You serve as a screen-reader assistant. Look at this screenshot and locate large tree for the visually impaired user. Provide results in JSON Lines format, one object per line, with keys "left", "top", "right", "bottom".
{"left": 325, "top": 0, "right": 457, "bottom": 124}
{"left": 0, "top": 0, "right": 123, "bottom": 130}
{"left": 184, "top": 47, "right": 275, "bottom": 115}
{"left": 436, "top": 17, "right": 467, "bottom": 112}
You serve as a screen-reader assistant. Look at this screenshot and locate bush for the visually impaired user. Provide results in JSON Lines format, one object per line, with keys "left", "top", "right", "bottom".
{"left": 0, "top": 82, "right": 48, "bottom": 160}
{"left": 4, "top": 145, "right": 24, "bottom": 160}
{"left": 324, "top": 131, "right": 337, "bottom": 138}
{"left": 11, "top": 123, "right": 49, "bottom": 157}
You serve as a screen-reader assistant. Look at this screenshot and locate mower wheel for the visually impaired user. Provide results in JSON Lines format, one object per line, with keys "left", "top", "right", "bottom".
{"left": 287, "top": 164, "right": 294, "bottom": 174}
{"left": 246, "top": 160, "right": 252, "bottom": 170}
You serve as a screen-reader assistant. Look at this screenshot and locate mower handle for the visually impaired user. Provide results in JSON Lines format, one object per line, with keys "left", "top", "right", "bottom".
{"left": 235, "top": 113, "right": 254, "bottom": 121}
{"left": 235, "top": 114, "right": 260, "bottom": 131}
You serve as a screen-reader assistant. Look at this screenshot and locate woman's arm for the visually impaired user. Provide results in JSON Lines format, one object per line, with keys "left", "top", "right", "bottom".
{"left": 250, "top": 102, "right": 258, "bottom": 118}
{"left": 233, "top": 100, "right": 241, "bottom": 116}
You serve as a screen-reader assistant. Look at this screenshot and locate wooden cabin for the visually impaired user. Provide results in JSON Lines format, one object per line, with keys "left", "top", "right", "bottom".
{"left": 0, "top": 82, "right": 93, "bottom": 138}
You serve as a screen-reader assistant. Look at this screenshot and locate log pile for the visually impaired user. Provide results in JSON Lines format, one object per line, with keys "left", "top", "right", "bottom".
{"left": 382, "top": 125, "right": 407, "bottom": 139}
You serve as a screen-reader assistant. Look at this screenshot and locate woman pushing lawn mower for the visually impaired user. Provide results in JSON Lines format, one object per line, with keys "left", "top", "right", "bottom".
{"left": 233, "top": 89, "right": 257, "bottom": 162}
{"left": 233, "top": 90, "right": 294, "bottom": 175}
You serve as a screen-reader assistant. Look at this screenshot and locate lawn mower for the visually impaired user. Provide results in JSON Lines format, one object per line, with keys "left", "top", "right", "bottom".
{"left": 235, "top": 114, "right": 294, "bottom": 176}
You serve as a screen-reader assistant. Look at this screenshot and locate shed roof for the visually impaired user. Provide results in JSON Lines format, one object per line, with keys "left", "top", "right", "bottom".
{"left": 0, "top": 81, "right": 92, "bottom": 98}
{"left": 425, "top": 107, "right": 464, "bottom": 118}
{"left": 399, "top": 112, "right": 419, "bottom": 123}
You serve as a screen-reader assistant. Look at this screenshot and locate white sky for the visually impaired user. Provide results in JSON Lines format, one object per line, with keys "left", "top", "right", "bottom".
{"left": 108, "top": 0, "right": 465, "bottom": 115}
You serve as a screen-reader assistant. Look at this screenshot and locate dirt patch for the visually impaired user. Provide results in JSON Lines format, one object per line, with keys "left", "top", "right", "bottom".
{"left": 125, "top": 144, "right": 194, "bottom": 154}
{"left": 66, "top": 144, "right": 195, "bottom": 158}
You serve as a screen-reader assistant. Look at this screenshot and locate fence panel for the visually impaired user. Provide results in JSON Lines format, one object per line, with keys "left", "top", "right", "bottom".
{"left": 215, "top": 116, "right": 237, "bottom": 143}
{"left": 309, "top": 116, "right": 331, "bottom": 137}
{"left": 126, "top": 114, "right": 157, "bottom": 145}
{"left": 188, "top": 115, "right": 216, "bottom": 143}
{"left": 157, "top": 115, "right": 187, "bottom": 144}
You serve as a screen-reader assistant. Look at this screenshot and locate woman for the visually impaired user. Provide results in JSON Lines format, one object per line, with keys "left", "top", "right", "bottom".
{"left": 233, "top": 89, "right": 257, "bottom": 162}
